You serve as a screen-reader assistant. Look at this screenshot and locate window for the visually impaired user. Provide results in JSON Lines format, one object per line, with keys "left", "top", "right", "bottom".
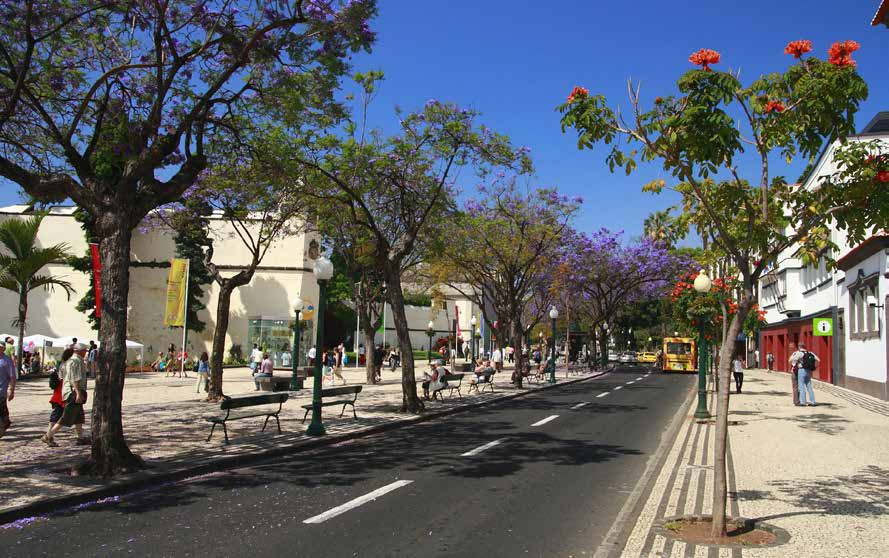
{"left": 849, "top": 276, "right": 879, "bottom": 340}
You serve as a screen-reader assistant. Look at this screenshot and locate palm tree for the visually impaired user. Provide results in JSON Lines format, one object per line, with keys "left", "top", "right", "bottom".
{"left": 0, "top": 213, "right": 73, "bottom": 374}
{"left": 643, "top": 209, "right": 675, "bottom": 247}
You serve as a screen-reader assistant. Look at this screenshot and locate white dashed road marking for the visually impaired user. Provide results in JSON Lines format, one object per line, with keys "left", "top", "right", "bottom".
{"left": 613, "top": 386, "right": 623, "bottom": 391}
{"left": 531, "top": 415, "right": 560, "bottom": 427}
{"left": 596, "top": 392, "right": 609, "bottom": 398}
{"left": 303, "top": 480, "right": 414, "bottom": 524}
{"left": 461, "top": 439, "right": 505, "bottom": 457}
{"left": 571, "top": 402, "right": 589, "bottom": 410}
{"left": 626, "top": 380, "right": 636, "bottom": 385}
{"left": 636, "top": 377, "right": 644, "bottom": 381}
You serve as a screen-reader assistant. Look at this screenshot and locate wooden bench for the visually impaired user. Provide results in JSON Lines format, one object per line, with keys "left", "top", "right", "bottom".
{"left": 432, "top": 373, "right": 464, "bottom": 400}
{"left": 258, "top": 376, "right": 293, "bottom": 392}
{"left": 206, "top": 392, "right": 289, "bottom": 444}
{"left": 468, "top": 370, "right": 495, "bottom": 394}
{"left": 301, "top": 385, "right": 362, "bottom": 422}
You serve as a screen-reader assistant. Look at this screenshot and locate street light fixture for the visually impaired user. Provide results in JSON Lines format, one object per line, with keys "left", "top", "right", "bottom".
{"left": 470, "top": 316, "right": 478, "bottom": 364}
{"left": 307, "top": 256, "right": 334, "bottom": 437}
{"left": 549, "top": 306, "right": 559, "bottom": 383}
{"left": 427, "top": 320, "right": 435, "bottom": 364}
{"left": 693, "top": 269, "right": 712, "bottom": 420}
{"left": 290, "top": 297, "right": 304, "bottom": 391}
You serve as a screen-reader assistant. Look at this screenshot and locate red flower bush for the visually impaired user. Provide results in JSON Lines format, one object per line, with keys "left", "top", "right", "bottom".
{"left": 784, "top": 40, "right": 812, "bottom": 59}
{"left": 877, "top": 170, "right": 889, "bottom": 183}
{"left": 567, "top": 86, "right": 589, "bottom": 103}
{"left": 764, "top": 100, "right": 785, "bottom": 114}
{"left": 828, "top": 40, "right": 860, "bottom": 67}
{"left": 689, "top": 49, "right": 720, "bottom": 71}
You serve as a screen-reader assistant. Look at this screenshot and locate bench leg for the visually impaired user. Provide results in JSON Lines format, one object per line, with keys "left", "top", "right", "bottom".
{"left": 262, "top": 415, "right": 271, "bottom": 432}
{"left": 222, "top": 422, "right": 229, "bottom": 445}
{"left": 275, "top": 414, "right": 282, "bottom": 433}
{"left": 302, "top": 408, "right": 309, "bottom": 423}
{"left": 340, "top": 403, "right": 347, "bottom": 418}
{"left": 207, "top": 423, "right": 217, "bottom": 442}
{"left": 352, "top": 404, "right": 357, "bottom": 419}
{"left": 456, "top": 387, "right": 462, "bottom": 399}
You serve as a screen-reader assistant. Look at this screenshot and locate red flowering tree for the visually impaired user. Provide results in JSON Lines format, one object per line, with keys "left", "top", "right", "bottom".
{"left": 670, "top": 273, "right": 767, "bottom": 345}
{"left": 559, "top": 40, "right": 884, "bottom": 538}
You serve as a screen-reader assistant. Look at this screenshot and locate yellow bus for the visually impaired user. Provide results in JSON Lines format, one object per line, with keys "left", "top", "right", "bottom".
{"left": 661, "top": 337, "right": 696, "bottom": 373}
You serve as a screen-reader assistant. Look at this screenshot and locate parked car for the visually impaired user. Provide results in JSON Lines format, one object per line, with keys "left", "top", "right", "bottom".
{"left": 638, "top": 351, "right": 657, "bottom": 364}
{"left": 619, "top": 351, "right": 638, "bottom": 364}
{"left": 608, "top": 351, "right": 620, "bottom": 362}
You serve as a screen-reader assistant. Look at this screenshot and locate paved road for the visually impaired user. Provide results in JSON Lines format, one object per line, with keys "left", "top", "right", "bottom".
{"left": 0, "top": 365, "right": 693, "bottom": 557}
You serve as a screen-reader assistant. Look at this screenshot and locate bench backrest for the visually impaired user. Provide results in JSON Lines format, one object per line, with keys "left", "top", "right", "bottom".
{"left": 221, "top": 392, "right": 289, "bottom": 410}
{"left": 320, "top": 385, "right": 362, "bottom": 398}
{"left": 441, "top": 373, "right": 464, "bottom": 382}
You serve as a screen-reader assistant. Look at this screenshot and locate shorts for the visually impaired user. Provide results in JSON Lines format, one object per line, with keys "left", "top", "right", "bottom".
{"left": 59, "top": 394, "right": 85, "bottom": 427}
{"left": 0, "top": 398, "right": 10, "bottom": 428}
{"left": 49, "top": 402, "right": 64, "bottom": 424}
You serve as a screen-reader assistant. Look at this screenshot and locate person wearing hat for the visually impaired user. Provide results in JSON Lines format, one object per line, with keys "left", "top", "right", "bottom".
{"left": 42, "top": 342, "right": 90, "bottom": 446}
{"left": 0, "top": 344, "right": 16, "bottom": 439}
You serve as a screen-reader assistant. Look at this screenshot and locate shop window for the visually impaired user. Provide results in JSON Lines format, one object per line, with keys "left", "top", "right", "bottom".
{"left": 849, "top": 277, "right": 879, "bottom": 340}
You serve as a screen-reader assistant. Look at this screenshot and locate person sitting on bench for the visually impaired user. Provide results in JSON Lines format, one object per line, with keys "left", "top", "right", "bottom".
{"left": 253, "top": 352, "right": 273, "bottom": 391}
{"left": 473, "top": 358, "right": 495, "bottom": 384}
{"left": 422, "top": 362, "right": 448, "bottom": 400}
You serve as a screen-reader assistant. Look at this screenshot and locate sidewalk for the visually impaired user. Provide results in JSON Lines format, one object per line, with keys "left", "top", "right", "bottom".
{"left": 0, "top": 361, "right": 603, "bottom": 523}
{"left": 620, "top": 368, "right": 889, "bottom": 557}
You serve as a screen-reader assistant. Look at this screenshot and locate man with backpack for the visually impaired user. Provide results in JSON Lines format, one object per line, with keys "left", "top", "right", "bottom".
{"left": 789, "top": 342, "right": 819, "bottom": 407}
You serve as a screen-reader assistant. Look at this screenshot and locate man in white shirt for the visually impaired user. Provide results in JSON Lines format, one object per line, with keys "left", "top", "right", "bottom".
{"left": 250, "top": 344, "right": 263, "bottom": 373}
{"left": 307, "top": 346, "right": 317, "bottom": 366}
{"left": 789, "top": 342, "right": 819, "bottom": 406}
{"left": 491, "top": 347, "right": 503, "bottom": 374}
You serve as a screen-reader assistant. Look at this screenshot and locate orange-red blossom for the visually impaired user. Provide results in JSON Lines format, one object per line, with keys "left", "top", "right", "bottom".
{"left": 784, "top": 40, "right": 812, "bottom": 59}
{"left": 567, "top": 86, "right": 589, "bottom": 103}
{"left": 764, "top": 100, "right": 785, "bottom": 114}
{"left": 828, "top": 40, "right": 860, "bottom": 67}
{"left": 689, "top": 48, "right": 720, "bottom": 71}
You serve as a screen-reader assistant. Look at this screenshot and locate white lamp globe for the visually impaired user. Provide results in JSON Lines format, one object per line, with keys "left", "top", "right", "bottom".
{"left": 427, "top": 320, "right": 435, "bottom": 330}
{"left": 292, "top": 296, "right": 304, "bottom": 312}
{"left": 470, "top": 315, "right": 477, "bottom": 327}
{"left": 693, "top": 269, "right": 712, "bottom": 293}
{"left": 313, "top": 256, "right": 334, "bottom": 281}
{"left": 549, "top": 306, "right": 559, "bottom": 320}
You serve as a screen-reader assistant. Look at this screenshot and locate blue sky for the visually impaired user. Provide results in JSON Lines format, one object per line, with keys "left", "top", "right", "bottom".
{"left": 348, "top": 0, "right": 889, "bottom": 240}
{"left": 2, "top": 1, "right": 885, "bottom": 241}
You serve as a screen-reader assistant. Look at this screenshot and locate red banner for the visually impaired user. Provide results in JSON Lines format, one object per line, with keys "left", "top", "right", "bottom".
{"left": 455, "top": 305, "right": 461, "bottom": 338}
{"left": 89, "top": 243, "right": 101, "bottom": 318}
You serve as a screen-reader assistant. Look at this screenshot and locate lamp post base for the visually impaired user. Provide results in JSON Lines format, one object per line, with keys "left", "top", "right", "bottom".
{"left": 306, "top": 420, "right": 326, "bottom": 437}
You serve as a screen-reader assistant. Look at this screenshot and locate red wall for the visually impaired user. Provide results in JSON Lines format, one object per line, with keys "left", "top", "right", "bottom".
{"left": 760, "top": 321, "right": 833, "bottom": 382}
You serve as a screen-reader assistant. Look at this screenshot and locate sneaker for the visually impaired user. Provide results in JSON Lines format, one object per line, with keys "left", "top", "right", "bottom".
{"left": 40, "top": 434, "right": 58, "bottom": 447}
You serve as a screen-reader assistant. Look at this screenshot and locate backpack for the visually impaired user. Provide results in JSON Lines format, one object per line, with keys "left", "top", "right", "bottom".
{"left": 49, "top": 370, "right": 61, "bottom": 390}
{"left": 801, "top": 351, "right": 817, "bottom": 371}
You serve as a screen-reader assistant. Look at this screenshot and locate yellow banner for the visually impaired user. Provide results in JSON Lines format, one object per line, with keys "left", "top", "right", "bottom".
{"left": 163, "top": 259, "right": 189, "bottom": 327}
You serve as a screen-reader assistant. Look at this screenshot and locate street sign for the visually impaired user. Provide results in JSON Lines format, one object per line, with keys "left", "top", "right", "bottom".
{"left": 813, "top": 318, "right": 833, "bottom": 336}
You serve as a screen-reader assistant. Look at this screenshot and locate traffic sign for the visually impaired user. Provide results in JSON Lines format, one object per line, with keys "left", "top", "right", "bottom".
{"left": 813, "top": 318, "right": 833, "bottom": 336}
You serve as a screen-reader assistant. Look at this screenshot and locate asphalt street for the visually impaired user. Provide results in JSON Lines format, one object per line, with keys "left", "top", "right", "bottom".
{"left": 0, "top": 365, "right": 693, "bottom": 558}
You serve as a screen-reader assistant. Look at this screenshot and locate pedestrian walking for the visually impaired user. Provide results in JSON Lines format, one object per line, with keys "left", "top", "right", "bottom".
{"left": 249, "top": 343, "right": 262, "bottom": 374}
{"left": 43, "top": 342, "right": 90, "bottom": 446}
{"left": 0, "top": 343, "right": 16, "bottom": 439}
{"left": 507, "top": 346, "right": 515, "bottom": 363}
{"left": 253, "top": 352, "right": 274, "bottom": 391}
{"left": 732, "top": 353, "right": 744, "bottom": 394}
{"left": 462, "top": 341, "right": 470, "bottom": 362}
{"left": 766, "top": 352, "right": 774, "bottom": 370}
{"left": 333, "top": 344, "right": 346, "bottom": 385}
{"left": 373, "top": 344, "right": 384, "bottom": 382}
{"left": 307, "top": 345, "right": 316, "bottom": 367}
{"left": 87, "top": 341, "right": 98, "bottom": 379}
{"left": 754, "top": 349, "right": 760, "bottom": 368}
{"left": 491, "top": 346, "right": 503, "bottom": 374}
{"left": 44, "top": 348, "right": 72, "bottom": 443}
{"left": 789, "top": 343, "right": 819, "bottom": 407}
{"left": 195, "top": 352, "right": 210, "bottom": 394}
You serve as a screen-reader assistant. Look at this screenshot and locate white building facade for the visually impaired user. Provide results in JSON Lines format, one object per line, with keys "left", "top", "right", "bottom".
{"left": 758, "top": 112, "right": 889, "bottom": 400}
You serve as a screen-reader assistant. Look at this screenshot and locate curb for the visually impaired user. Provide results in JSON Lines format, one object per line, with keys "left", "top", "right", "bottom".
{"left": 0, "top": 365, "right": 615, "bottom": 525}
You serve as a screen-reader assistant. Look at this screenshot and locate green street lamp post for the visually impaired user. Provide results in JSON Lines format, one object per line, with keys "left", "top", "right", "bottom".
{"left": 693, "top": 269, "right": 712, "bottom": 420}
{"left": 307, "top": 256, "right": 334, "bottom": 437}
{"left": 470, "top": 316, "right": 478, "bottom": 364}
{"left": 427, "top": 321, "right": 435, "bottom": 363}
{"left": 290, "top": 297, "right": 304, "bottom": 391}
{"left": 549, "top": 306, "right": 559, "bottom": 384}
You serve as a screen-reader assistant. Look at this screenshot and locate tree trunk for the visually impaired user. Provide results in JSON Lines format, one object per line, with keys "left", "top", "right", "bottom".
{"left": 711, "top": 293, "right": 754, "bottom": 537}
{"left": 383, "top": 273, "right": 423, "bottom": 413}
{"left": 510, "top": 319, "right": 524, "bottom": 388}
{"left": 599, "top": 325, "right": 609, "bottom": 369}
{"left": 16, "top": 289, "right": 26, "bottom": 375}
{"left": 81, "top": 221, "right": 144, "bottom": 476}
{"left": 207, "top": 282, "right": 236, "bottom": 401}
{"left": 363, "top": 327, "right": 377, "bottom": 384}
{"left": 589, "top": 329, "right": 597, "bottom": 370}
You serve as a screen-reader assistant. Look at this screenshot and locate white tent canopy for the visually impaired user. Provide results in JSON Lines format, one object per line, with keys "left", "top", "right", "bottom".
{"left": 0, "top": 334, "right": 145, "bottom": 364}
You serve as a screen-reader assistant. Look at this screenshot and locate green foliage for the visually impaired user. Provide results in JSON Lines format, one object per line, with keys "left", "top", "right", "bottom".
{"left": 172, "top": 198, "right": 212, "bottom": 334}
{"left": 69, "top": 207, "right": 100, "bottom": 329}
{"left": 403, "top": 292, "right": 432, "bottom": 307}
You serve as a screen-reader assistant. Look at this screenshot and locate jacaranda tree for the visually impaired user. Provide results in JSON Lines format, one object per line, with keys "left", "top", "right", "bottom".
{"left": 0, "top": 0, "right": 376, "bottom": 475}
{"left": 559, "top": 40, "right": 885, "bottom": 536}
